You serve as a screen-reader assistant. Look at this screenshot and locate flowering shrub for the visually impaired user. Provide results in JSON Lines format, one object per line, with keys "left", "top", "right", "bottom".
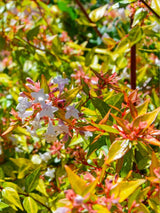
{"left": 0, "top": 0, "right": 160, "bottom": 213}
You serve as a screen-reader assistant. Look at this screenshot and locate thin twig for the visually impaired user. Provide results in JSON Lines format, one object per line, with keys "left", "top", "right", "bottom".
{"left": 75, "top": 0, "right": 102, "bottom": 38}
{"left": 139, "top": 0, "right": 160, "bottom": 19}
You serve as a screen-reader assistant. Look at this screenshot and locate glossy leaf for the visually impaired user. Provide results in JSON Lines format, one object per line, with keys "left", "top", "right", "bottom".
{"left": 106, "top": 139, "right": 129, "bottom": 164}
{"left": 132, "top": 8, "right": 147, "bottom": 27}
{"left": 2, "top": 187, "right": 23, "bottom": 211}
{"left": 89, "top": 4, "right": 108, "bottom": 22}
{"left": 93, "top": 204, "right": 110, "bottom": 213}
{"left": 23, "top": 197, "right": 38, "bottom": 213}
{"left": 151, "top": 0, "right": 160, "bottom": 13}
{"left": 133, "top": 107, "right": 160, "bottom": 130}
{"left": 111, "top": 179, "right": 146, "bottom": 202}
{"left": 61, "top": 86, "right": 82, "bottom": 104}
{"left": 92, "top": 97, "right": 110, "bottom": 117}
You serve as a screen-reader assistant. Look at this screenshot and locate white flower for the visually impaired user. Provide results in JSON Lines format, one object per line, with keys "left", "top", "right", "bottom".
{"left": 44, "top": 167, "right": 55, "bottom": 179}
{"left": 18, "top": 110, "right": 33, "bottom": 123}
{"left": 44, "top": 120, "right": 57, "bottom": 143}
{"left": 40, "top": 102, "right": 58, "bottom": 119}
{"left": 53, "top": 76, "right": 69, "bottom": 92}
{"left": 54, "top": 121, "right": 69, "bottom": 135}
{"left": 39, "top": 151, "right": 51, "bottom": 163}
{"left": 26, "top": 125, "right": 37, "bottom": 136}
{"left": 84, "top": 131, "right": 93, "bottom": 139}
{"left": 65, "top": 104, "right": 79, "bottom": 119}
{"left": 74, "top": 195, "right": 84, "bottom": 205}
{"left": 30, "top": 112, "right": 41, "bottom": 130}
{"left": 31, "top": 89, "right": 49, "bottom": 104}
{"left": 54, "top": 207, "right": 70, "bottom": 213}
{"left": 16, "top": 97, "right": 32, "bottom": 114}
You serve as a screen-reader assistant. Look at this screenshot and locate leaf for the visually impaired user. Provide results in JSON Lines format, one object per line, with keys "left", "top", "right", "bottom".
{"left": 87, "top": 135, "right": 107, "bottom": 157}
{"left": 150, "top": 151, "right": 159, "bottom": 176}
{"left": 2, "top": 187, "right": 23, "bottom": 211}
{"left": 65, "top": 166, "right": 86, "bottom": 196}
{"left": 128, "top": 100, "right": 138, "bottom": 118}
{"left": 81, "top": 78, "right": 89, "bottom": 95}
{"left": 0, "top": 36, "right": 6, "bottom": 50}
{"left": 36, "top": 179, "right": 48, "bottom": 197}
{"left": 23, "top": 197, "right": 38, "bottom": 213}
{"left": 111, "top": 114, "right": 130, "bottom": 134}
{"left": 89, "top": 4, "right": 108, "bottom": 22}
{"left": 92, "top": 97, "right": 110, "bottom": 117}
{"left": 82, "top": 178, "right": 98, "bottom": 196}
{"left": 61, "top": 86, "right": 82, "bottom": 104}
{"left": 93, "top": 204, "right": 110, "bottom": 213}
{"left": 124, "top": 99, "right": 150, "bottom": 121}
{"left": 0, "top": 202, "right": 9, "bottom": 210}
{"left": 91, "top": 123, "right": 119, "bottom": 134}
{"left": 26, "top": 26, "right": 40, "bottom": 40}
{"left": 132, "top": 107, "right": 160, "bottom": 130}
{"left": 25, "top": 167, "right": 41, "bottom": 193}
{"left": 2, "top": 125, "right": 18, "bottom": 136}
{"left": 41, "top": 74, "right": 50, "bottom": 94}
{"left": 132, "top": 8, "right": 147, "bottom": 27}
{"left": 111, "top": 179, "right": 146, "bottom": 202}
{"left": 106, "top": 139, "right": 129, "bottom": 164}
{"left": 128, "top": 26, "right": 143, "bottom": 46}
{"left": 151, "top": 0, "right": 160, "bottom": 14}
{"left": 99, "top": 109, "right": 111, "bottom": 124}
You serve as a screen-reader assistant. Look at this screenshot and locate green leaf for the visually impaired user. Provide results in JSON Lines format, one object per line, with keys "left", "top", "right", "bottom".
{"left": 2, "top": 187, "right": 23, "bottom": 211}
{"left": 65, "top": 166, "right": 86, "bottom": 196}
{"left": 0, "top": 36, "right": 6, "bottom": 50}
{"left": 91, "top": 123, "right": 119, "bottom": 134}
{"left": 128, "top": 26, "right": 143, "bottom": 46}
{"left": 81, "top": 78, "right": 89, "bottom": 95}
{"left": 111, "top": 179, "right": 146, "bottom": 202}
{"left": 41, "top": 74, "right": 50, "bottom": 94}
{"left": 87, "top": 135, "right": 107, "bottom": 157}
{"left": 0, "top": 202, "right": 9, "bottom": 210}
{"left": 26, "top": 26, "right": 40, "bottom": 40}
{"left": 132, "top": 8, "right": 147, "bottom": 27}
{"left": 132, "top": 107, "right": 160, "bottom": 130}
{"left": 89, "top": 4, "right": 108, "bottom": 22}
{"left": 106, "top": 139, "right": 129, "bottom": 164}
{"left": 92, "top": 97, "right": 110, "bottom": 117}
{"left": 0, "top": 73, "right": 11, "bottom": 86}
{"left": 23, "top": 197, "right": 38, "bottom": 213}
{"left": 25, "top": 167, "right": 41, "bottom": 193}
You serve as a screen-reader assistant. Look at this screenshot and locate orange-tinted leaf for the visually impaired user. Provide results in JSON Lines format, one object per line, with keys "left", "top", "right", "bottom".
{"left": 2, "top": 125, "right": 18, "bottom": 136}
{"left": 150, "top": 151, "right": 160, "bottom": 176}
{"left": 111, "top": 114, "right": 130, "bottom": 134}
{"left": 143, "top": 137, "right": 160, "bottom": 147}
{"left": 128, "top": 100, "right": 138, "bottom": 118}
{"left": 133, "top": 107, "right": 160, "bottom": 130}
{"left": 99, "top": 109, "right": 111, "bottom": 124}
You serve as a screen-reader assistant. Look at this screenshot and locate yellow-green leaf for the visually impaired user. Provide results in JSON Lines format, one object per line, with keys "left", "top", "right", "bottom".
{"left": 133, "top": 107, "right": 160, "bottom": 130}
{"left": 41, "top": 74, "right": 49, "bottom": 93}
{"left": 151, "top": 0, "right": 160, "bottom": 14}
{"left": 23, "top": 197, "right": 38, "bottom": 213}
{"left": 93, "top": 204, "right": 110, "bottom": 213}
{"left": 65, "top": 166, "right": 86, "bottom": 196}
{"left": 106, "top": 139, "right": 129, "bottom": 164}
{"left": 89, "top": 4, "right": 108, "bottom": 22}
{"left": 2, "top": 187, "right": 23, "bottom": 211}
{"left": 61, "top": 86, "right": 82, "bottom": 104}
{"left": 111, "top": 179, "right": 146, "bottom": 202}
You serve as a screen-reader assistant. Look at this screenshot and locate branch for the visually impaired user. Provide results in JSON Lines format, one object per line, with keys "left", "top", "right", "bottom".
{"left": 139, "top": 0, "right": 160, "bottom": 19}
{"left": 75, "top": 0, "right": 102, "bottom": 38}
